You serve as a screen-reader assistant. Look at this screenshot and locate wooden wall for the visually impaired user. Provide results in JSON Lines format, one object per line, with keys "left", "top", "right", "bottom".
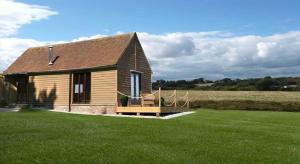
{"left": 22, "top": 69, "right": 117, "bottom": 107}
{"left": 0, "top": 74, "right": 17, "bottom": 105}
{"left": 117, "top": 34, "right": 152, "bottom": 96}
{"left": 91, "top": 70, "right": 117, "bottom": 106}
{"left": 28, "top": 73, "right": 69, "bottom": 106}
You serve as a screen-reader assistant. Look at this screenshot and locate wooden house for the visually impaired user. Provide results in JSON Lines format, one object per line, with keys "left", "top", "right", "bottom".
{"left": 3, "top": 33, "right": 152, "bottom": 114}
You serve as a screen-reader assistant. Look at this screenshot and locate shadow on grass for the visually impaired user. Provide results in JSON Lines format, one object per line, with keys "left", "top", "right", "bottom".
{"left": 19, "top": 108, "right": 44, "bottom": 112}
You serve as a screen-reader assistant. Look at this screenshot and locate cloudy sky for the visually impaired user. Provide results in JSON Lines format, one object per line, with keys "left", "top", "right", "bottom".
{"left": 1, "top": 0, "right": 300, "bottom": 80}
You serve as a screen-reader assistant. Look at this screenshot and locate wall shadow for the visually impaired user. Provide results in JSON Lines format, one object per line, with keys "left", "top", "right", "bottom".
{"left": 28, "top": 76, "right": 57, "bottom": 109}
{"left": 1, "top": 75, "right": 17, "bottom": 105}
{"left": 4, "top": 75, "right": 57, "bottom": 109}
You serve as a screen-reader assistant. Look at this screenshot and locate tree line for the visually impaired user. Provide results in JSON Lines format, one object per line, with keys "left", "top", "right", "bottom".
{"left": 152, "top": 76, "right": 300, "bottom": 91}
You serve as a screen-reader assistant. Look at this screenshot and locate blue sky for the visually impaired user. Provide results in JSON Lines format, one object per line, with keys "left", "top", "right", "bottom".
{"left": 1, "top": 0, "right": 300, "bottom": 80}
{"left": 17, "top": 0, "right": 300, "bottom": 40}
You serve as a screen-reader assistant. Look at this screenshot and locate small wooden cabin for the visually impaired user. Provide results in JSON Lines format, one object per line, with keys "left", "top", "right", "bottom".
{"left": 4, "top": 33, "right": 152, "bottom": 114}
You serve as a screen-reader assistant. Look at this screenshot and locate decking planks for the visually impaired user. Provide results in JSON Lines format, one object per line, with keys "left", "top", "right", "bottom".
{"left": 116, "top": 106, "right": 189, "bottom": 114}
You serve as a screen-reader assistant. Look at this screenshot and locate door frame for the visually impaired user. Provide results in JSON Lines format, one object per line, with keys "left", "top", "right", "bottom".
{"left": 16, "top": 76, "right": 29, "bottom": 104}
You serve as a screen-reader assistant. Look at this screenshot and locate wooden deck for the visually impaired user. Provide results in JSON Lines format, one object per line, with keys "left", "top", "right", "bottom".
{"left": 116, "top": 106, "right": 189, "bottom": 116}
{"left": 116, "top": 88, "right": 190, "bottom": 116}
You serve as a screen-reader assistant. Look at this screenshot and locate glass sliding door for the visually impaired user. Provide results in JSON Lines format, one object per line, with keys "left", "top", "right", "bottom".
{"left": 131, "top": 72, "right": 141, "bottom": 100}
{"left": 73, "top": 72, "right": 91, "bottom": 103}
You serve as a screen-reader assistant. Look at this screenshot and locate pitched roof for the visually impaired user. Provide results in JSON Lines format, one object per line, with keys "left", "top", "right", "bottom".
{"left": 4, "top": 33, "right": 135, "bottom": 75}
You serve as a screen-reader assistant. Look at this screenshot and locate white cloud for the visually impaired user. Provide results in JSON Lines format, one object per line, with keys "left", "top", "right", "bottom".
{"left": 137, "top": 31, "right": 300, "bottom": 80}
{"left": 71, "top": 34, "right": 107, "bottom": 42}
{"left": 0, "top": 0, "right": 57, "bottom": 71}
{"left": 257, "top": 42, "right": 277, "bottom": 58}
{"left": 0, "top": 38, "right": 45, "bottom": 71}
{"left": 0, "top": 0, "right": 57, "bottom": 37}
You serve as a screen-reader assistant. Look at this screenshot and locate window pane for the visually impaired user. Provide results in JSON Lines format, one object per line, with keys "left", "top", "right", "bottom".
{"left": 131, "top": 73, "right": 135, "bottom": 98}
{"left": 75, "top": 84, "right": 79, "bottom": 94}
{"left": 80, "top": 84, "right": 83, "bottom": 93}
{"left": 135, "top": 74, "right": 140, "bottom": 97}
{"left": 131, "top": 72, "right": 141, "bottom": 100}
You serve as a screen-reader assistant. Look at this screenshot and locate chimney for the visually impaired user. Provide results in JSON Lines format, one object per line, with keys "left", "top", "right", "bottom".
{"left": 48, "top": 45, "right": 53, "bottom": 65}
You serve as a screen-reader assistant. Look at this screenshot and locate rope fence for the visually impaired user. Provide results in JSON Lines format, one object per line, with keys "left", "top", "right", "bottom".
{"left": 117, "top": 87, "right": 189, "bottom": 108}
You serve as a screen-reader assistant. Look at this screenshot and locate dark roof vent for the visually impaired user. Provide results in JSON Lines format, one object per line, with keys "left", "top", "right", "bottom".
{"left": 48, "top": 45, "right": 54, "bottom": 65}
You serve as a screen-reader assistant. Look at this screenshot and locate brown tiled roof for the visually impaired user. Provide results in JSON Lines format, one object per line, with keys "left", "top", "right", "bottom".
{"left": 4, "top": 33, "right": 134, "bottom": 75}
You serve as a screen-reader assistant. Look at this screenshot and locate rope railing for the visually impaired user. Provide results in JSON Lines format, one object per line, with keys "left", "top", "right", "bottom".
{"left": 151, "top": 90, "right": 159, "bottom": 95}
{"left": 159, "top": 89, "right": 189, "bottom": 108}
{"left": 117, "top": 87, "right": 190, "bottom": 108}
{"left": 117, "top": 91, "right": 143, "bottom": 99}
{"left": 177, "top": 92, "right": 188, "bottom": 99}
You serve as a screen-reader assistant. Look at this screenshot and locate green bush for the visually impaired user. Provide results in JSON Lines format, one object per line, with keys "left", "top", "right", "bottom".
{"left": 187, "top": 100, "right": 300, "bottom": 112}
{"left": 120, "top": 95, "right": 128, "bottom": 106}
{"left": 0, "top": 100, "right": 7, "bottom": 107}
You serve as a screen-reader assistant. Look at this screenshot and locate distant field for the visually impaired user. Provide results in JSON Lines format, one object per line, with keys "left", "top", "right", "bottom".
{"left": 159, "top": 90, "right": 300, "bottom": 111}
{"left": 160, "top": 90, "right": 300, "bottom": 102}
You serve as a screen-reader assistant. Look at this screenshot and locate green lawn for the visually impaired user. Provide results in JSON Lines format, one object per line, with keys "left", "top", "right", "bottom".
{"left": 1, "top": 109, "right": 300, "bottom": 163}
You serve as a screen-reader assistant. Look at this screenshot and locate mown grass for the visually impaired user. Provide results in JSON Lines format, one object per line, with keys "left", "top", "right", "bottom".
{"left": 1, "top": 109, "right": 300, "bottom": 163}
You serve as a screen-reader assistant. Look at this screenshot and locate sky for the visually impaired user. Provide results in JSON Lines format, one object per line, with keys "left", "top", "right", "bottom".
{"left": 0, "top": 0, "right": 300, "bottom": 80}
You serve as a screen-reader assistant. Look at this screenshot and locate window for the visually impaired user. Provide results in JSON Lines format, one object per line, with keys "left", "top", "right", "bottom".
{"left": 73, "top": 72, "right": 91, "bottom": 103}
{"left": 131, "top": 72, "right": 141, "bottom": 100}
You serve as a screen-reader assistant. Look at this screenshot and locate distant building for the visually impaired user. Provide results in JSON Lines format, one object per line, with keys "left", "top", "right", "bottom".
{"left": 283, "top": 85, "right": 298, "bottom": 89}
{"left": 195, "top": 83, "right": 214, "bottom": 87}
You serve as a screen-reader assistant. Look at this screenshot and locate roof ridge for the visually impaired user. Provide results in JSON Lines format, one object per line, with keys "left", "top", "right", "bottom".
{"left": 29, "top": 32, "right": 136, "bottom": 49}
{"left": 115, "top": 32, "right": 137, "bottom": 64}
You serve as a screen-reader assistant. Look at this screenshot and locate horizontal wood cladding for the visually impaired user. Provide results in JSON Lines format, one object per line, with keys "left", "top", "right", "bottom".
{"left": 117, "top": 34, "right": 152, "bottom": 96}
{"left": 29, "top": 74, "right": 69, "bottom": 106}
{"left": 91, "top": 70, "right": 117, "bottom": 106}
{"left": 28, "top": 70, "right": 117, "bottom": 107}
{"left": 116, "top": 107, "right": 160, "bottom": 113}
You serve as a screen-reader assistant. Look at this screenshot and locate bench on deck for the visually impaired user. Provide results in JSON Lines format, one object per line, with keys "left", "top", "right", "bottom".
{"left": 141, "top": 93, "right": 155, "bottom": 107}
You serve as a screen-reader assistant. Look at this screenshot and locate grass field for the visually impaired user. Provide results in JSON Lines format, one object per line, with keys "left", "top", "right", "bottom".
{"left": 160, "top": 90, "right": 300, "bottom": 111}
{"left": 1, "top": 109, "right": 300, "bottom": 163}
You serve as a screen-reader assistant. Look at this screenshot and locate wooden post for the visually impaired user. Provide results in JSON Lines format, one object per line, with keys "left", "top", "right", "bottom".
{"left": 7, "top": 83, "right": 10, "bottom": 105}
{"left": 187, "top": 91, "right": 190, "bottom": 108}
{"left": 69, "top": 73, "right": 72, "bottom": 112}
{"left": 156, "top": 112, "right": 160, "bottom": 117}
{"left": 141, "top": 96, "right": 144, "bottom": 107}
{"left": 174, "top": 90, "right": 177, "bottom": 107}
{"left": 158, "top": 87, "right": 161, "bottom": 107}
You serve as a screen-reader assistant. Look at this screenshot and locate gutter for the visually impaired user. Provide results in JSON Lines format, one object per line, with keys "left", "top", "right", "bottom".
{"left": 4, "top": 64, "right": 117, "bottom": 76}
